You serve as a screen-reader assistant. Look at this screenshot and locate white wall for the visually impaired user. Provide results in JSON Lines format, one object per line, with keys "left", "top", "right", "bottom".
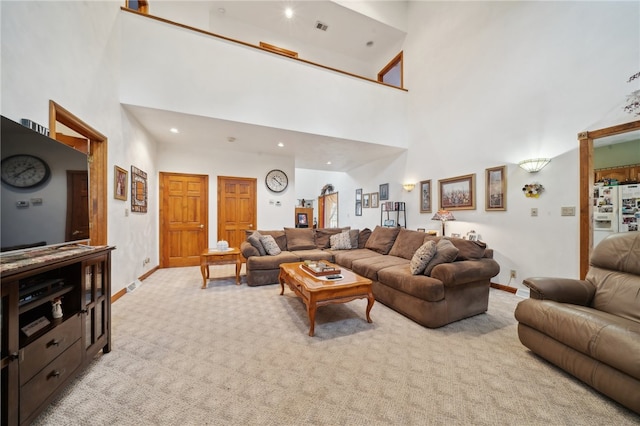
{"left": 1, "top": 1, "right": 158, "bottom": 294}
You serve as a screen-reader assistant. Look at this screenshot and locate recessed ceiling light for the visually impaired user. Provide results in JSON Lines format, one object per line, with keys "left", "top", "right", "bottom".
{"left": 227, "top": 136, "right": 236, "bottom": 143}
{"left": 284, "top": 8, "right": 293, "bottom": 19}
{"left": 326, "top": 161, "right": 332, "bottom": 165}
{"left": 218, "top": 8, "right": 225, "bottom": 14}
{"left": 277, "top": 142, "right": 284, "bottom": 147}
{"left": 170, "top": 128, "right": 179, "bottom": 133}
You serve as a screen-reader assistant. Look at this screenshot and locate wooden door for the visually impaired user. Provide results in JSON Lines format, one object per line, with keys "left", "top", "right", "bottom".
{"left": 217, "top": 176, "right": 257, "bottom": 250}
{"left": 66, "top": 171, "right": 90, "bottom": 241}
{"left": 160, "top": 173, "right": 208, "bottom": 267}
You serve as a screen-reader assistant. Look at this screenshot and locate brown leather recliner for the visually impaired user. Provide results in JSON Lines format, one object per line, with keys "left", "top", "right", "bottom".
{"left": 515, "top": 232, "right": 640, "bottom": 414}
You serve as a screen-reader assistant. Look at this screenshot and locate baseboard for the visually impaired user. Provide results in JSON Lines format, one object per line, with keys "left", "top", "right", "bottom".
{"left": 111, "top": 265, "right": 160, "bottom": 303}
{"left": 490, "top": 282, "right": 517, "bottom": 294}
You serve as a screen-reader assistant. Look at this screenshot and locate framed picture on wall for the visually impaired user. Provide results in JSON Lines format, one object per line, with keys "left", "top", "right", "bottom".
{"left": 363, "top": 193, "right": 370, "bottom": 208}
{"left": 356, "top": 188, "right": 362, "bottom": 201}
{"left": 420, "top": 179, "right": 431, "bottom": 213}
{"left": 355, "top": 201, "right": 362, "bottom": 216}
{"left": 379, "top": 183, "right": 389, "bottom": 200}
{"left": 371, "top": 192, "right": 379, "bottom": 208}
{"left": 131, "top": 165, "right": 148, "bottom": 213}
{"left": 485, "top": 165, "right": 506, "bottom": 211}
{"left": 114, "top": 166, "right": 127, "bottom": 201}
{"left": 439, "top": 173, "right": 476, "bottom": 210}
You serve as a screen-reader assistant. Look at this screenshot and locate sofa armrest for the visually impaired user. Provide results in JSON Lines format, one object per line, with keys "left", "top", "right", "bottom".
{"left": 431, "top": 258, "right": 500, "bottom": 286}
{"left": 522, "top": 277, "right": 595, "bottom": 305}
{"left": 241, "top": 241, "right": 259, "bottom": 258}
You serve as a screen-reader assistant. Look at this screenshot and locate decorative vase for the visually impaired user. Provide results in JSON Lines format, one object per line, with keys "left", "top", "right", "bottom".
{"left": 216, "top": 240, "right": 229, "bottom": 251}
{"left": 52, "top": 300, "right": 63, "bottom": 319}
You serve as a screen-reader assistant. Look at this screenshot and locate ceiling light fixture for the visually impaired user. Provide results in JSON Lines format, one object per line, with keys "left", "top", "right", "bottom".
{"left": 170, "top": 128, "right": 179, "bottom": 134}
{"left": 518, "top": 158, "right": 551, "bottom": 173}
{"left": 277, "top": 142, "right": 284, "bottom": 147}
{"left": 227, "top": 136, "right": 236, "bottom": 143}
{"left": 284, "top": 8, "right": 293, "bottom": 19}
{"left": 366, "top": 41, "right": 374, "bottom": 47}
{"left": 326, "top": 161, "right": 332, "bottom": 165}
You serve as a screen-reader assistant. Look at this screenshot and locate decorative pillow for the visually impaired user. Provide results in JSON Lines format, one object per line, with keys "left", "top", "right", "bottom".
{"left": 424, "top": 239, "right": 459, "bottom": 276}
{"left": 348, "top": 229, "right": 360, "bottom": 249}
{"left": 358, "top": 228, "right": 372, "bottom": 248}
{"left": 409, "top": 240, "right": 437, "bottom": 275}
{"left": 330, "top": 230, "right": 352, "bottom": 250}
{"left": 448, "top": 237, "right": 487, "bottom": 260}
{"left": 259, "top": 235, "right": 282, "bottom": 256}
{"left": 247, "top": 231, "right": 266, "bottom": 256}
{"left": 364, "top": 226, "right": 401, "bottom": 254}
{"left": 284, "top": 227, "right": 316, "bottom": 250}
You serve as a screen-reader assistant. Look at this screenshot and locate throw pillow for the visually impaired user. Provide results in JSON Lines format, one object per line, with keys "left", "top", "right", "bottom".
{"left": 448, "top": 237, "right": 487, "bottom": 260}
{"left": 358, "top": 228, "right": 372, "bottom": 248}
{"left": 409, "top": 240, "right": 437, "bottom": 275}
{"left": 424, "top": 239, "right": 459, "bottom": 276}
{"left": 389, "top": 228, "right": 432, "bottom": 260}
{"left": 364, "top": 226, "right": 401, "bottom": 254}
{"left": 284, "top": 227, "right": 316, "bottom": 250}
{"left": 349, "top": 229, "right": 360, "bottom": 249}
{"left": 315, "top": 228, "right": 347, "bottom": 249}
{"left": 247, "top": 231, "right": 266, "bottom": 256}
{"left": 330, "top": 230, "right": 352, "bottom": 250}
{"left": 259, "top": 235, "right": 282, "bottom": 256}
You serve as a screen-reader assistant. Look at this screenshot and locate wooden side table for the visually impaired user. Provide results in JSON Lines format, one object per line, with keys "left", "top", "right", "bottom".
{"left": 200, "top": 248, "right": 242, "bottom": 289}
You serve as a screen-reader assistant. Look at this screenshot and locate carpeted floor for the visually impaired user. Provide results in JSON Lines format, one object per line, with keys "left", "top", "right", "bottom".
{"left": 33, "top": 265, "right": 639, "bottom": 425}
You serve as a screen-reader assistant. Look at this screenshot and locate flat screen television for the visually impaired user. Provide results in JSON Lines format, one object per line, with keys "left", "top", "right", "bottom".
{"left": 1, "top": 116, "right": 90, "bottom": 254}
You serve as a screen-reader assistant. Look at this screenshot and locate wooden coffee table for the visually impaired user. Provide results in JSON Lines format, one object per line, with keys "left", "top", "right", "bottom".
{"left": 200, "top": 248, "right": 242, "bottom": 289}
{"left": 279, "top": 262, "right": 374, "bottom": 336}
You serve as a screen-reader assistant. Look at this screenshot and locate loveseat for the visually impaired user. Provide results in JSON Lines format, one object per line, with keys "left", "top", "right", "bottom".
{"left": 514, "top": 232, "right": 640, "bottom": 414}
{"left": 241, "top": 226, "right": 500, "bottom": 328}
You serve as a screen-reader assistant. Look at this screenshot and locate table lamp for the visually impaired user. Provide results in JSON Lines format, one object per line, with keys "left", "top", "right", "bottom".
{"left": 431, "top": 210, "right": 455, "bottom": 237}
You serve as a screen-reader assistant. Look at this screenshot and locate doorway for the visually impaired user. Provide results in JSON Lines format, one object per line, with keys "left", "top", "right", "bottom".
{"left": 159, "top": 172, "right": 208, "bottom": 267}
{"left": 217, "top": 176, "right": 257, "bottom": 251}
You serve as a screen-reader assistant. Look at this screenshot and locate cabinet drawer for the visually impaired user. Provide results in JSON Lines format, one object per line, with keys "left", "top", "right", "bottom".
{"left": 20, "top": 339, "right": 82, "bottom": 420}
{"left": 20, "top": 315, "right": 81, "bottom": 385}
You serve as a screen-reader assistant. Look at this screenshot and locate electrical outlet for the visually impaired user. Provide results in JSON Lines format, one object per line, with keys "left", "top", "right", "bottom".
{"left": 510, "top": 270, "right": 517, "bottom": 279}
{"left": 561, "top": 206, "right": 576, "bottom": 216}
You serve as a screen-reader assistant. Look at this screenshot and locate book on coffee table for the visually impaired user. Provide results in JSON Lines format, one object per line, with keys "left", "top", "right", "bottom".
{"left": 301, "top": 261, "right": 341, "bottom": 277}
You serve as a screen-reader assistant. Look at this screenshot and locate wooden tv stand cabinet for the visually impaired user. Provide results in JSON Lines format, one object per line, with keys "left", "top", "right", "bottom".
{"left": 0, "top": 245, "right": 114, "bottom": 425}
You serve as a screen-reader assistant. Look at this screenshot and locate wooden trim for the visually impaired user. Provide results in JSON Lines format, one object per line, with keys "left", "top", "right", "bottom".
{"left": 111, "top": 287, "right": 127, "bottom": 303}
{"left": 120, "top": 7, "right": 407, "bottom": 92}
{"left": 490, "top": 282, "right": 517, "bottom": 294}
{"left": 259, "top": 42, "right": 298, "bottom": 58}
{"left": 139, "top": 265, "right": 158, "bottom": 281}
{"left": 578, "top": 119, "right": 640, "bottom": 279}
{"left": 377, "top": 51, "right": 403, "bottom": 89}
{"left": 49, "top": 101, "right": 108, "bottom": 246}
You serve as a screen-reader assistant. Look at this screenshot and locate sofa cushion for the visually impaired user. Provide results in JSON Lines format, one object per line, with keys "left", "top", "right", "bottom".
{"left": 246, "top": 251, "right": 299, "bottom": 270}
{"left": 424, "top": 239, "right": 459, "bottom": 276}
{"left": 365, "top": 226, "right": 401, "bottom": 255}
{"left": 349, "top": 229, "right": 360, "bottom": 249}
{"left": 247, "top": 231, "right": 266, "bottom": 256}
{"left": 246, "top": 230, "right": 287, "bottom": 251}
{"left": 389, "top": 228, "right": 430, "bottom": 260}
{"left": 351, "top": 255, "right": 408, "bottom": 281}
{"left": 315, "top": 227, "right": 349, "bottom": 249}
{"left": 409, "top": 240, "right": 437, "bottom": 275}
{"left": 332, "top": 248, "right": 382, "bottom": 269}
{"left": 260, "top": 235, "right": 282, "bottom": 255}
{"left": 291, "top": 249, "right": 333, "bottom": 263}
{"left": 284, "top": 227, "right": 316, "bottom": 250}
{"left": 358, "top": 228, "right": 372, "bottom": 248}
{"left": 330, "top": 231, "right": 352, "bottom": 250}
{"left": 448, "top": 237, "right": 486, "bottom": 260}
{"left": 377, "top": 264, "right": 445, "bottom": 302}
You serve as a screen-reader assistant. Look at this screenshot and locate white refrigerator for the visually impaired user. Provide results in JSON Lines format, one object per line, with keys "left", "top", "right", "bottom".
{"left": 593, "top": 185, "right": 618, "bottom": 246}
{"left": 619, "top": 184, "right": 640, "bottom": 233}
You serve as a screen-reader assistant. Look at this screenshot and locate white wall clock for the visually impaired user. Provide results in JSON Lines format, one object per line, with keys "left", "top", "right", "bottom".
{"left": 265, "top": 169, "right": 288, "bottom": 193}
{"left": 1, "top": 154, "right": 51, "bottom": 188}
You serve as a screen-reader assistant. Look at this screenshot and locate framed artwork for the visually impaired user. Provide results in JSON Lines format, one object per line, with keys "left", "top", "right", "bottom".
{"left": 363, "top": 193, "right": 370, "bottom": 208}
{"left": 371, "top": 192, "right": 379, "bottom": 208}
{"left": 439, "top": 173, "right": 476, "bottom": 210}
{"left": 486, "top": 165, "right": 506, "bottom": 211}
{"left": 355, "top": 201, "right": 362, "bottom": 216}
{"left": 131, "top": 166, "right": 148, "bottom": 213}
{"left": 379, "top": 183, "right": 389, "bottom": 200}
{"left": 297, "top": 213, "right": 308, "bottom": 225}
{"left": 384, "top": 219, "right": 395, "bottom": 227}
{"left": 114, "top": 166, "right": 128, "bottom": 201}
{"left": 356, "top": 188, "right": 362, "bottom": 201}
{"left": 417, "top": 228, "right": 425, "bottom": 232}
{"left": 420, "top": 179, "right": 432, "bottom": 213}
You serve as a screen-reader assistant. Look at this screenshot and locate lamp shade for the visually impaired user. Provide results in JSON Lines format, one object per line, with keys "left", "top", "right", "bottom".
{"left": 431, "top": 210, "right": 455, "bottom": 222}
{"left": 518, "top": 158, "right": 551, "bottom": 173}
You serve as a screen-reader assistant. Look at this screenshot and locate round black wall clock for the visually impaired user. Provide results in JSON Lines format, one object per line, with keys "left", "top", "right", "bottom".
{"left": 1, "top": 154, "right": 51, "bottom": 188}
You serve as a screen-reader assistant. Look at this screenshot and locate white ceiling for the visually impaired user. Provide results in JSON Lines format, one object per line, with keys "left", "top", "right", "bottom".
{"left": 124, "top": 1, "right": 407, "bottom": 172}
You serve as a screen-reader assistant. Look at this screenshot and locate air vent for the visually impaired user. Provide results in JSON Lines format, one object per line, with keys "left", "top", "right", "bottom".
{"left": 315, "top": 21, "right": 328, "bottom": 31}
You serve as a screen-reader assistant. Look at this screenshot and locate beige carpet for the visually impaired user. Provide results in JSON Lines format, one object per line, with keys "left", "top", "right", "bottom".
{"left": 33, "top": 265, "right": 639, "bottom": 425}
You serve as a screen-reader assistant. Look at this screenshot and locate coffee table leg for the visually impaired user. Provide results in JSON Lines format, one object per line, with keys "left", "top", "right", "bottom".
{"left": 365, "top": 293, "right": 375, "bottom": 323}
{"left": 307, "top": 303, "right": 317, "bottom": 337}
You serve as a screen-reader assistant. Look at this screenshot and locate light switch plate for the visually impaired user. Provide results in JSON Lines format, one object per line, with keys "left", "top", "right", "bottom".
{"left": 561, "top": 206, "right": 576, "bottom": 216}
{"left": 531, "top": 208, "right": 538, "bottom": 217}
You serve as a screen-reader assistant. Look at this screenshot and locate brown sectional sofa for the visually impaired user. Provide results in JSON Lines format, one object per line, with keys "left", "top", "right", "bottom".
{"left": 241, "top": 226, "right": 500, "bottom": 328}
{"left": 515, "top": 232, "right": 640, "bottom": 414}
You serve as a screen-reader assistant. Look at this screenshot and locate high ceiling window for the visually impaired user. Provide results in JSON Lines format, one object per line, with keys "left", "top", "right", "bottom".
{"left": 378, "top": 51, "right": 403, "bottom": 89}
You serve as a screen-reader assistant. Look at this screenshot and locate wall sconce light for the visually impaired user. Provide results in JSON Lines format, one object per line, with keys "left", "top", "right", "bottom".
{"left": 431, "top": 209, "right": 455, "bottom": 237}
{"left": 403, "top": 183, "right": 416, "bottom": 192}
{"left": 518, "top": 158, "right": 551, "bottom": 173}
